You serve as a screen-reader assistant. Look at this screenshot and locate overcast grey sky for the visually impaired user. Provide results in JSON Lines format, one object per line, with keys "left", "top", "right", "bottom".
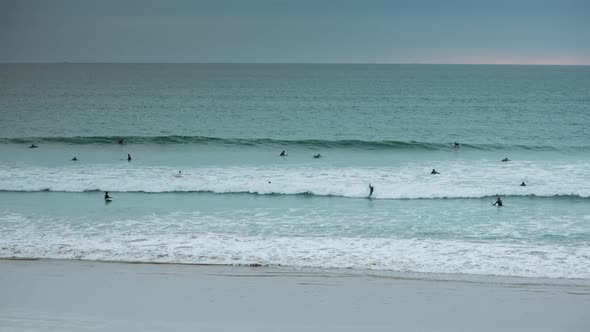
{"left": 1, "top": 0, "right": 589, "bottom": 64}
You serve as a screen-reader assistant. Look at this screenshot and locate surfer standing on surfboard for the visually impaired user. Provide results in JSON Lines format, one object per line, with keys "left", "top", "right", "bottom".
{"left": 368, "top": 184, "right": 374, "bottom": 198}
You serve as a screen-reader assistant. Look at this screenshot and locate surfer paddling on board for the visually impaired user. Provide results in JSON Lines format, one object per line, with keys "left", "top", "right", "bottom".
{"left": 501, "top": 157, "right": 510, "bottom": 162}
{"left": 29, "top": 144, "right": 38, "bottom": 148}
{"left": 368, "top": 184, "right": 374, "bottom": 198}
{"left": 453, "top": 142, "right": 460, "bottom": 148}
{"left": 492, "top": 197, "right": 503, "bottom": 207}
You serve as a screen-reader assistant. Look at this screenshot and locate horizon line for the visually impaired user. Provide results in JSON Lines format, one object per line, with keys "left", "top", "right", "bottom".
{"left": 1, "top": 61, "right": 589, "bottom": 67}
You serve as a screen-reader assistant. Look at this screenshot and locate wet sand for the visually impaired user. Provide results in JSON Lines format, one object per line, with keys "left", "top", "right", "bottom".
{"left": 1, "top": 259, "right": 589, "bottom": 331}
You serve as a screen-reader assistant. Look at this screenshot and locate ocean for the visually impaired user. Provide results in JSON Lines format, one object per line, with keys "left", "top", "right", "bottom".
{"left": 1, "top": 63, "right": 589, "bottom": 279}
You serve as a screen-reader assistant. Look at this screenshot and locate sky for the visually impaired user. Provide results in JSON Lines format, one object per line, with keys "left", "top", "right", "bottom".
{"left": 1, "top": 0, "right": 589, "bottom": 64}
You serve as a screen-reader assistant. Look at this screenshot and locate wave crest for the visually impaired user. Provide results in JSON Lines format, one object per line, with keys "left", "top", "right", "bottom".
{"left": 1, "top": 135, "right": 583, "bottom": 151}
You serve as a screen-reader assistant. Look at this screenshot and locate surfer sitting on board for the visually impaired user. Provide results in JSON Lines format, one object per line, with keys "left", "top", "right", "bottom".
{"left": 127, "top": 154, "right": 132, "bottom": 161}
{"left": 29, "top": 144, "right": 38, "bottom": 148}
{"left": 104, "top": 192, "right": 111, "bottom": 200}
{"left": 492, "top": 197, "right": 503, "bottom": 207}
{"left": 280, "top": 150, "right": 287, "bottom": 157}
{"left": 520, "top": 181, "right": 526, "bottom": 186}
{"left": 313, "top": 153, "right": 321, "bottom": 159}
{"left": 72, "top": 156, "right": 78, "bottom": 161}
{"left": 368, "top": 184, "right": 374, "bottom": 198}
{"left": 431, "top": 169, "right": 440, "bottom": 174}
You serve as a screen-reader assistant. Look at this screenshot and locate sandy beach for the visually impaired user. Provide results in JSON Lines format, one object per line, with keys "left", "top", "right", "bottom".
{"left": 1, "top": 259, "right": 589, "bottom": 331}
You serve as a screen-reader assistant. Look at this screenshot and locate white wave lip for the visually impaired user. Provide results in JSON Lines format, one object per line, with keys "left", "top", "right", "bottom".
{"left": 0, "top": 160, "right": 589, "bottom": 198}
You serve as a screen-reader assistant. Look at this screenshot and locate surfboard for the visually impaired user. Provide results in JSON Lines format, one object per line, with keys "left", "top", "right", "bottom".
{"left": 105, "top": 198, "right": 113, "bottom": 202}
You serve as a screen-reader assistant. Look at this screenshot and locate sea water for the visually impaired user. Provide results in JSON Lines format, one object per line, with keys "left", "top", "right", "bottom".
{"left": 0, "top": 64, "right": 589, "bottom": 279}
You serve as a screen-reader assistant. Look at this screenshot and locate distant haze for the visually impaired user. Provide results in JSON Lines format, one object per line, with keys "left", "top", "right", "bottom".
{"left": 1, "top": 0, "right": 589, "bottom": 65}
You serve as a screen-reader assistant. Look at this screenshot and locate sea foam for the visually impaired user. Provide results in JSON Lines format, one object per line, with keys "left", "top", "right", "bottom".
{"left": 1, "top": 211, "right": 588, "bottom": 279}
{"left": 0, "top": 160, "right": 589, "bottom": 199}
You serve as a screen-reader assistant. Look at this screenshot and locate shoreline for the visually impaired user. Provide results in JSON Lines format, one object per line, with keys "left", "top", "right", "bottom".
{"left": 1, "top": 259, "right": 589, "bottom": 331}
{"left": 2, "top": 257, "right": 589, "bottom": 287}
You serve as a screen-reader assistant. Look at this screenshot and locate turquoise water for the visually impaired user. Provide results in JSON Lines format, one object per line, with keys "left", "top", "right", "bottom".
{"left": 0, "top": 64, "right": 589, "bottom": 278}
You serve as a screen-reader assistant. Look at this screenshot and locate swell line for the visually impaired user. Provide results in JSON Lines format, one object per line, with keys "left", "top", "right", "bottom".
{"left": 0, "top": 135, "right": 584, "bottom": 152}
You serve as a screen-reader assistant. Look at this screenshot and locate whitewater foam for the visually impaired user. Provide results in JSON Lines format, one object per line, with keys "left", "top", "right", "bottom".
{"left": 1, "top": 198, "right": 589, "bottom": 280}
{"left": 1, "top": 160, "right": 589, "bottom": 199}
{"left": 2, "top": 216, "right": 588, "bottom": 279}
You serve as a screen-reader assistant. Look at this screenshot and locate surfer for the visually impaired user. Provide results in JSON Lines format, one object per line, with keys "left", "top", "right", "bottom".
{"left": 492, "top": 197, "right": 503, "bottom": 207}
{"left": 453, "top": 142, "right": 460, "bottom": 148}
{"left": 520, "top": 181, "right": 527, "bottom": 186}
{"left": 369, "top": 183, "right": 374, "bottom": 197}
{"left": 29, "top": 144, "right": 38, "bottom": 148}
{"left": 501, "top": 157, "right": 510, "bottom": 162}
{"left": 431, "top": 169, "right": 440, "bottom": 174}
{"left": 127, "top": 154, "right": 132, "bottom": 161}
{"left": 72, "top": 156, "right": 78, "bottom": 161}
{"left": 118, "top": 139, "right": 124, "bottom": 144}
{"left": 280, "top": 150, "right": 287, "bottom": 157}
{"left": 313, "top": 153, "right": 322, "bottom": 159}
{"left": 104, "top": 192, "right": 111, "bottom": 200}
